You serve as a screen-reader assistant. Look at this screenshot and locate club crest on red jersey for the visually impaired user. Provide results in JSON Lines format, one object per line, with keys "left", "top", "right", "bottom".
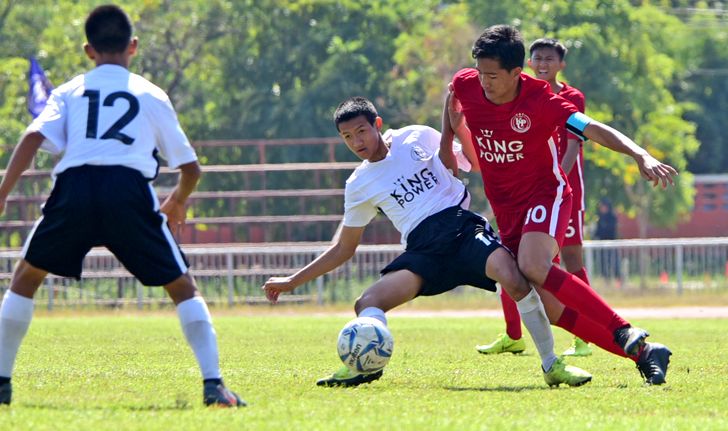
{"left": 510, "top": 113, "right": 531, "bottom": 133}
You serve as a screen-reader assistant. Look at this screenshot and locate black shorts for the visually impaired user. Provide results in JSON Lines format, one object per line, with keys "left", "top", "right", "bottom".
{"left": 22, "top": 165, "right": 189, "bottom": 286}
{"left": 381, "top": 205, "right": 506, "bottom": 296}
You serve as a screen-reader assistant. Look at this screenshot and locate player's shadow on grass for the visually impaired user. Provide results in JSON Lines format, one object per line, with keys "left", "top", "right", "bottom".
{"left": 444, "top": 385, "right": 549, "bottom": 392}
{"left": 21, "top": 402, "right": 193, "bottom": 411}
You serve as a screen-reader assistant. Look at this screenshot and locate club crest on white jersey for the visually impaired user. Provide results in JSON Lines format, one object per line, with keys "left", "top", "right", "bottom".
{"left": 410, "top": 145, "right": 429, "bottom": 161}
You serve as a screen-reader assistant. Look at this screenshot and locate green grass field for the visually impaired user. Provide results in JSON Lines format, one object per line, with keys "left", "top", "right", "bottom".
{"left": 1, "top": 313, "right": 727, "bottom": 430}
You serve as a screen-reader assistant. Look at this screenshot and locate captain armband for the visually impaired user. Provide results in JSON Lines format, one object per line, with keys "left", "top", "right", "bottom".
{"left": 565, "top": 112, "right": 592, "bottom": 141}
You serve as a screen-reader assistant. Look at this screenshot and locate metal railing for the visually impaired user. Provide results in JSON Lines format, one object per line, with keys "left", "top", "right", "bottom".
{"left": 0, "top": 238, "right": 726, "bottom": 310}
{"left": 584, "top": 237, "right": 728, "bottom": 294}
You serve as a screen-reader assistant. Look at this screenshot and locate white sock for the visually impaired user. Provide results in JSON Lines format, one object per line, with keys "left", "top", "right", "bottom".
{"left": 515, "top": 288, "right": 557, "bottom": 372}
{"left": 358, "top": 307, "right": 387, "bottom": 326}
{"left": 0, "top": 291, "right": 34, "bottom": 378}
{"left": 176, "top": 296, "right": 221, "bottom": 380}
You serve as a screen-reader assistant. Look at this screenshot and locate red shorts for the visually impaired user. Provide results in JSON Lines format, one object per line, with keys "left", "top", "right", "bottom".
{"left": 567, "top": 153, "right": 585, "bottom": 212}
{"left": 562, "top": 209, "right": 584, "bottom": 247}
{"left": 494, "top": 191, "right": 573, "bottom": 256}
{"left": 563, "top": 155, "right": 585, "bottom": 247}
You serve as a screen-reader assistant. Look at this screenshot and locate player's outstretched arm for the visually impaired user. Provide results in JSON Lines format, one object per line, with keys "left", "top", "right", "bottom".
{"left": 443, "top": 85, "right": 479, "bottom": 174}
{"left": 439, "top": 91, "right": 459, "bottom": 176}
{"left": 262, "top": 225, "right": 365, "bottom": 303}
{"left": 450, "top": 99, "right": 480, "bottom": 174}
{"left": 160, "top": 161, "right": 201, "bottom": 228}
{"left": 561, "top": 138, "right": 580, "bottom": 175}
{"left": 0, "top": 131, "right": 45, "bottom": 216}
{"left": 583, "top": 121, "right": 678, "bottom": 188}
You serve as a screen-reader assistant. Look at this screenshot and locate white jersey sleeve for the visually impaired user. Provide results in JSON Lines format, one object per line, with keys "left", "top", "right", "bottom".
{"left": 28, "top": 86, "right": 70, "bottom": 154}
{"left": 412, "top": 125, "right": 472, "bottom": 173}
{"left": 147, "top": 92, "right": 197, "bottom": 169}
{"left": 452, "top": 140, "right": 472, "bottom": 172}
{"left": 343, "top": 171, "right": 379, "bottom": 227}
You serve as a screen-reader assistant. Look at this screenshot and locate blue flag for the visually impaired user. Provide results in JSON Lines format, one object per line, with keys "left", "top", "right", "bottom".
{"left": 27, "top": 57, "right": 53, "bottom": 118}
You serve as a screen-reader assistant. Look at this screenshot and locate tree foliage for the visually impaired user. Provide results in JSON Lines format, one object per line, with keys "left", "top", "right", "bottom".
{"left": 671, "top": 3, "right": 728, "bottom": 173}
{"left": 0, "top": 0, "right": 723, "bottom": 236}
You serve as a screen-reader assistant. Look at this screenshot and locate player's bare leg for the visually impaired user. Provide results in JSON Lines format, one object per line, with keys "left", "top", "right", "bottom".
{"left": 354, "top": 270, "right": 422, "bottom": 314}
{"left": 476, "top": 248, "right": 526, "bottom": 355}
{"left": 486, "top": 249, "right": 591, "bottom": 387}
{"left": 0, "top": 260, "right": 46, "bottom": 405}
{"left": 561, "top": 245, "right": 584, "bottom": 276}
{"left": 319, "top": 270, "right": 421, "bottom": 388}
{"left": 165, "top": 273, "right": 245, "bottom": 407}
{"left": 163, "top": 272, "right": 199, "bottom": 305}
{"left": 7, "top": 260, "right": 47, "bottom": 298}
{"left": 477, "top": 249, "right": 527, "bottom": 354}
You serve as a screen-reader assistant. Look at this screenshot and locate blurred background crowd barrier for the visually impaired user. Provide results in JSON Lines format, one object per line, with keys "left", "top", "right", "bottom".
{"left": 0, "top": 237, "right": 726, "bottom": 310}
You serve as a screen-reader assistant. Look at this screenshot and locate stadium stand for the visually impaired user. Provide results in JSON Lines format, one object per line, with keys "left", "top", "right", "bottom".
{"left": 0, "top": 138, "right": 402, "bottom": 246}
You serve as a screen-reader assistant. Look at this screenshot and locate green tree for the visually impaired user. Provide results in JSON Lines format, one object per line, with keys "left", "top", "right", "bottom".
{"left": 388, "top": 3, "right": 477, "bottom": 125}
{"left": 671, "top": 4, "right": 728, "bottom": 174}
{"left": 0, "top": 0, "right": 707, "bottom": 242}
{"left": 211, "top": 0, "right": 442, "bottom": 140}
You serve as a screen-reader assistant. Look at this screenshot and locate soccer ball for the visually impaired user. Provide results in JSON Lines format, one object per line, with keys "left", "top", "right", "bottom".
{"left": 337, "top": 317, "right": 394, "bottom": 373}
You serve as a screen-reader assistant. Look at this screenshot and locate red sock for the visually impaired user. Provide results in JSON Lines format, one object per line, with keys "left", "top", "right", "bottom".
{"left": 500, "top": 289, "right": 522, "bottom": 340}
{"left": 572, "top": 267, "right": 590, "bottom": 286}
{"left": 556, "top": 307, "right": 635, "bottom": 361}
{"left": 543, "top": 266, "right": 628, "bottom": 333}
{"left": 571, "top": 268, "right": 592, "bottom": 342}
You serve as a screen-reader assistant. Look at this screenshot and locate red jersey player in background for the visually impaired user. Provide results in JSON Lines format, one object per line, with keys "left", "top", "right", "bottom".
{"left": 478, "top": 38, "right": 594, "bottom": 358}
{"left": 531, "top": 38, "right": 592, "bottom": 357}
{"left": 447, "top": 25, "right": 676, "bottom": 385}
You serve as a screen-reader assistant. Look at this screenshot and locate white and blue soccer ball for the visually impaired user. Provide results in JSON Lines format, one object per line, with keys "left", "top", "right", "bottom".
{"left": 337, "top": 317, "right": 394, "bottom": 373}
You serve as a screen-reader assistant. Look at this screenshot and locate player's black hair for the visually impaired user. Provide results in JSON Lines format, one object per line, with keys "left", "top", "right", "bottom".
{"left": 471, "top": 24, "right": 525, "bottom": 71}
{"left": 529, "top": 38, "right": 568, "bottom": 61}
{"left": 85, "top": 4, "right": 133, "bottom": 54}
{"left": 333, "top": 97, "right": 378, "bottom": 131}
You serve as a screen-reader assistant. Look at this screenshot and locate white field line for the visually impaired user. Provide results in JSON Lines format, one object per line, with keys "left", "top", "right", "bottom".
{"left": 301, "top": 306, "right": 728, "bottom": 319}
{"left": 390, "top": 306, "right": 728, "bottom": 319}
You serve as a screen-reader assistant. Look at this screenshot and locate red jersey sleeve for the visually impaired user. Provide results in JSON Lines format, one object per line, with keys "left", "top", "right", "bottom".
{"left": 543, "top": 92, "right": 580, "bottom": 132}
{"left": 451, "top": 68, "right": 480, "bottom": 105}
{"left": 559, "top": 85, "right": 585, "bottom": 141}
{"left": 452, "top": 68, "right": 478, "bottom": 99}
{"left": 575, "top": 93, "right": 585, "bottom": 112}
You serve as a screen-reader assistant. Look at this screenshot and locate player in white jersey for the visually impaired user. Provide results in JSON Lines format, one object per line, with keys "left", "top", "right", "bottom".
{"left": 263, "top": 96, "right": 592, "bottom": 388}
{"left": 0, "top": 5, "right": 243, "bottom": 407}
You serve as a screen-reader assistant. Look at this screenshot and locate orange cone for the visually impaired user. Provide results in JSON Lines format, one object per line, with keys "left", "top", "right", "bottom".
{"left": 660, "top": 271, "right": 669, "bottom": 284}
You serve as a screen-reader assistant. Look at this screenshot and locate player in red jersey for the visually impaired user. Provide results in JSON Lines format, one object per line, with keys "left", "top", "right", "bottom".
{"left": 447, "top": 25, "right": 676, "bottom": 385}
{"left": 530, "top": 38, "right": 592, "bottom": 356}
{"left": 479, "top": 37, "right": 594, "bottom": 357}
